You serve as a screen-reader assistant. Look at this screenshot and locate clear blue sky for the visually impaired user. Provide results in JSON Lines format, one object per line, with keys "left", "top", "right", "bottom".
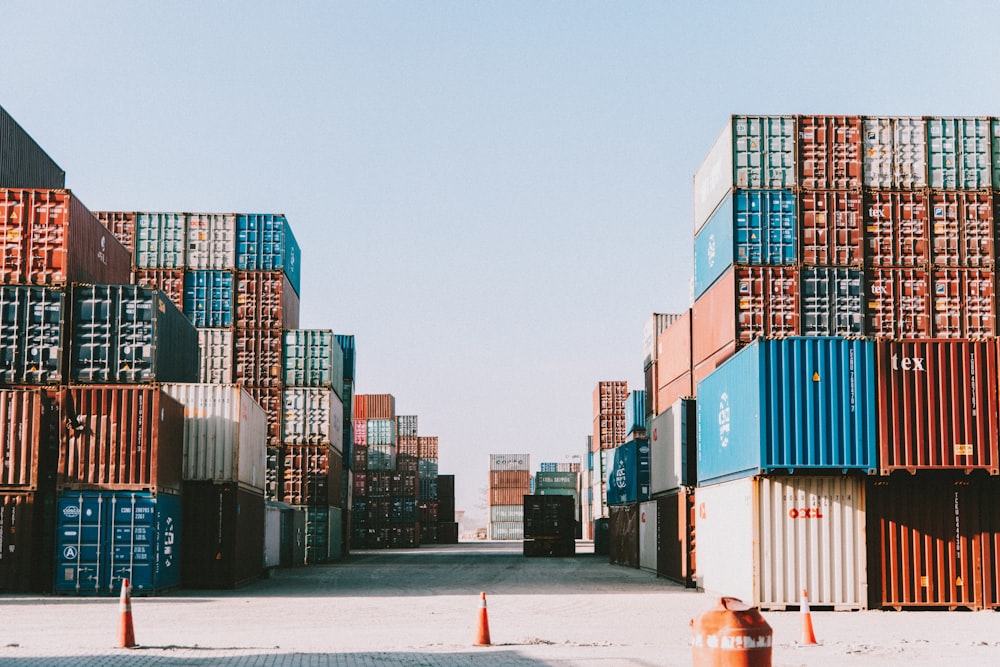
{"left": 4, "top": 2, "right": 1000, "bottom": 524}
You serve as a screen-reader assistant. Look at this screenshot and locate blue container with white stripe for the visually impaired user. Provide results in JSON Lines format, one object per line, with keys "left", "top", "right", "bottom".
{"left": 695, "top": 337, "right": 877, "bottom": 487}
{"left": 694, "top": 190, "right": 797, "bottom": 298}
{"left": 236, "top": 214, "right": 302, "bottom": 296}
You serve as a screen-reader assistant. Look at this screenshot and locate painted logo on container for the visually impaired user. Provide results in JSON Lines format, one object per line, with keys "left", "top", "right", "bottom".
{"left": 717, "top": 392, "right": 731, "bottom": 448}
{"left": 62, "top": 505, "right": 81, "bottom": 519}
{"left": 706, "top": 234, "right": 716, "bottom": 268}
{"left": 614, "top": 457, "right": 628, "bottom": 490}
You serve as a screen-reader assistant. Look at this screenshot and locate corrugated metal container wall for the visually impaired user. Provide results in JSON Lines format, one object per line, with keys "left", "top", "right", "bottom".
{"left": 649, "top": 398, "right": 696, "bottom": 495}
{"left": 94, "top": 211, "right": 136, "bottom": 257}
{"left": 489, "top": 487, "right": 530, "bottom": 506}
{"left": 0, "top": 287, "right": 66, "bottom": 385}
{"left": 693, "top": 115, "right": 797, "bottom": 233}
{"left": 183, "top": 270, "right": 234, "bottom": 327}
{"left": 282, "top": 329, "right": 344, "bottom": 392}
{"left": 366, "top": 444, "right": 396, "bottom": 471}
{"left": 336, "top": 334, "right": 356, "bottom": 380}
{"left": 643, "top": 313, "right": 681, "bottom": 369}
{"left": 606, "top": 440, "right": 650, "bottom": 506}
{"left": 134, "top": 269, "right": 184, "bottom": 313}
{"left": 696, "top": 338, "right": 877, "bottom": 486}
{"left": 929, "top": 191, "right": 993, "bottom": 268}
{"left": 54, "top": 490, "right": 181, "bottom": 595}
{"left": 69, "top": 285, "right": 200, "bottom": 384}
{"left": 489, "top": 453, "right": 530, "bottom": 471}
{"left": 490, "top": 470, "right": 531, "bottom": 489}
{"left": 862, "top": 117, "right": 926, "bottom": 189}
{"left": 797, "top": 115, "right": 862, "bottom": 190}
{"left": 366, "top": 419, "right": 396, "bottom": 446}
{"left": 489, "top": 504, "right": 523, "bottom": 523}
{"left": 59, "top": 386, "right": 185, "bottom": 494}
{"left": 801, "top": 267, "right": 864, "bottom": 337}
{"left": 697, "top": 476, "right": 866, "bottom": 609}
{"left": 0, "top": 491, "right": 55, "bottom": 592}
{"left": 931, "top": 269, "right": 995, "bottom": 338}
{"left": 161, "top": 383, "right": 266, "bottom": 491}
{"left": 235, "top": 214, "right": 302, "bottom": 296}
{"left": 282, "top": 388, "right": 342, "bottom": 452}
{"left": 625, "top": 390, "right": 646, "bottom": 435}
{"left": 247, "top": 386, "right": 281, "bottom": 448}
{"left": 186, "top": 212, "right": 237, "bottom": 270}
{"left": 489, "top": 522, "right": 523, "bottom": 540}
{"left": 609, "top": 504, "right": 639, "bottom": 568}
{"left": 694, "top": 190, "right": 797, "bottom": 298}
{"left": 656, "top": 489, "right": 696, "bottom": 587}
{"left": 522, "top": 494, "right": 575, "bottom": 539}
{"left": 198, "top": 328, "right": 234, "bottom": 384}
{"left": 134, "top": 212, "right": 185, "bottom": 269}
{"left": 799, "top": 191, "right": 864, "bottom": 266}
{"left": 593, "top": 381, "right": 627, "bottom": 417}
{"left": 865, "top": 269, "right": 932, "bottom": 338}
{"left": 0, "top": 390, "right": 44, "bottom": 487}
{"left": 868, "top": 476, "right": 983, "bottom": 610}
{"left": 181, "top": 482, "right": 264, "bottom": 589}
{"left": 535, "top": 471, "right": 577, "bottom": 488}
{"left": 926, "top": 117, "right": 991, "bottom": 190}
{"left": 233, "top": 329, "right": 282, "bottom": 387}
{"left": 0, "top": 105, "right": 66, "bottom": 188}
{"left": 638, "top": 499, "right": 657, "bottom": 573}
{"left": 0, "top": 189, "right": 132, "bottom": 286}
{"left": 397, "top": 415, "right": 418, "bottom": 438}
{"left": 876, "top": 340, "right": 999, "bottom": 474}
{"left": 282, "top": 445, "right": 338, "bottom": 506}
{"left": 353, "top": 394, "right": 396, "bottom": 421}
{"left": 235, "top": 271, "right": 299, "bottom": 330}
{"left": 981, "top": 479, "right": 1000, "bottom": 610}
{"left": 864, "top": 191, "right": 929, "bottom": 267}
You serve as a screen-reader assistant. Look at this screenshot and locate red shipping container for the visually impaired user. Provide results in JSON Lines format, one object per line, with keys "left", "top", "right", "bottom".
{"left": 865, "top": 191, "right": 929, "bottom": 268}
{"left": 247, "top": 386, "right": 282, "bottom": 448}
{"left": 593, "top": 413, "right": 626, "bottom": 451}
{"left": 235, "top": 271, "right": 299, "bottom": 330}
{"left": 655, "top": 310, "right": 691, "bottom": 389}
{"left": 234, "top": 329, "right": 282, "bottom": 387}
{"left": 490, "top": 470, "right": 531, "bottom": 489}
{"left": 0, "top": 491, "right": 55, "bottom": 593}
{"left": 489, "top": 487, "right": 530, "bottom": 506}
{"left": 59, "top": 386, "right": 184, "bottom": 494}
{"left": 866, "top": 268, "right": 932, "bottom": 338}
{"left": 929, "top": 191, "right": 993, "bottom": 268}
{"left": 657, "top": 372, "right": 693, "bottom": 411}
{"left": 417, "top": 436, "right": 438, "bottom": 459}
{"left": 868, "top": 476, "right": 985, "bottom": 610}
{"left": 932, "top": 269, "right": 995, "bottom": 338}
{"left": 797, "top": 115, "right": 862, "bottom": 190}
{"left": 94, "top": 211, "right": 136, "bottom": 257}
{"left": 391, "top": 472, "right": 419, "bottom": 498}
{"left": 656, "top": 488, "right": 696, "bottom": 587}
{"left": 609, "top": 503, "right": 639, "bottom": 568}
{"left": 981, "top": 479, "right": 1000, "bottom": 609}
{"left": 134, "top": 268, "right": 185, "bottom": 313}
{"left": 876, "top": 340, "right": 999, "bottom": 475}
{"left": 353, "top": 394, "right": 396, "bottom": 421}
{"left": 282, "top": 445, "right": 340, "bottom": 507}
{"left": 593, "top": 381, "right": 627, "bottom": 417}
{"left": 799, "top": 190, "right": 864, "bottom": 266}
{"left": 0, "top": 388, "right": 61, "bottom": 490}
{"left": 397, "top": 436, "right": 418, "bottom": 457}
{"left": 0, "top": 189, "right": 131, "bottom": 286}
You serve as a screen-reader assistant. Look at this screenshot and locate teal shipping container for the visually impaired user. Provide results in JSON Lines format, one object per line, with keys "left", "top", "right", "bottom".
{"left": 694, "top": 190, "right": 797, "bottom": 298}
{"left": 282, "top": 329, "right": 344, "bottom": 395}
{"left": 625, "top": 390, "right": 646, "bottom": 435}
{"left": 236, "top": 214, "right": 301, "bottom": 296}
{"left": 696, "top": 337, "right": 877, "bottom": 486}
{"left": 925, "top": 117, "right": 991, "bottom": 190}
{"left": 335, "top": 334, "right": 355, "bottom": 381}
{"left": 134, "top": 212, "right": 185, "bottom": 269}
{"left": 606, "top": 439, "right": 650, "bottom": 506}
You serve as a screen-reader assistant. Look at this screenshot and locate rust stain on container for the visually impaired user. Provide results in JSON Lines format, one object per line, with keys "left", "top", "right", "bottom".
{"left": 799, "top": 190, "right": 864, "bottom": 266}
{"left": 864, "top": 191, "right": 929, "bottom": 268}
{"left": 798, "top": 115, "right": 862, "bottom": 190}
{"left": 931, "top": 268, "right": 995, "bottom": 338}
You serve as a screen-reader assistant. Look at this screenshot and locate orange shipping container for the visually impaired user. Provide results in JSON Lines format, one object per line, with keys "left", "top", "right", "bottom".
{"left": 0, "top": 389, "right": 60, "bottom": 490}
{"left": 657, "top": 372, "right": 693, "bottom": 412}
{"left": 489, "top": 487, "right": 530, "bottom": 506}
{"left": 592, "top": 381, "right": 627, "bottom": 417}
{"left": 353, "top": 394, "right": 396, "bottom": 421}
{"left": 656, "top": 309, "right": 692, "bottom": 389}
{"left": 489, "top": 470, "right": 531, "bottom": 489}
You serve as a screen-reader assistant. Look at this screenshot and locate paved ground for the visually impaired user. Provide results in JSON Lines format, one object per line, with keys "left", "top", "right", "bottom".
{"left": 2, "top": 541, "right": 1000, "bottom": 666}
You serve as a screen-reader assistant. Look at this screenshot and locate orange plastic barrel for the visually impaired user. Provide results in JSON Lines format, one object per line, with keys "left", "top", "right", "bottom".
{"left": 691, "top": 597, "right": 772, "bottom": 667}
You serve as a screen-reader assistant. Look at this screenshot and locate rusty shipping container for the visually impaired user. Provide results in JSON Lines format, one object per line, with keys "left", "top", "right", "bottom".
{"left": 656, "top": 489, "right": 696, "bottom": 587}
{"left": 247, "top": 386, "right": 282, "bottom": 449}
{"left": 0, "top": 189, "right": 131, "bottom": 286}
{"left": 981, "top": 478, "right": 1000, "bottom": 610}
{"left": 0, "top": 105, "right": 66, "bottom": 189}
{"left": 94, "top": 211, "right": 136, "bottom": 257}
{"left": 609, "top": 503, "right": 639, "bottom": 568}
{"left": 418, "top": 436, "right": 438, "bottom": 459}
{"left": 234, "top": 329, "right": 282, "bottom": 387}
{"left": 0, "top": 388, "right": 61, "bottom": 490}
{"left": 865, "top": 191, "right": 929, "bottom": 268}
{"left": 0, "top": 490, "right": 56, "bottom": 592}
{"left": 282, "top": 445, "right": 341, "bottom": 507}
{"left": 489, "top": 487, "right": 531, "bottom": 506}
{"left": 490, "top": 470, "right": 531, "bottom": 489}
{"left": 692, "top": 266, "right": 800, "bottom": 367}
{"left": 134, "top": 268, "right": 185, "bottom": 312}
{"left": 865, "top": 268, "right": 932, "bottom": 338}
{"left": 929, "top": 191, "right": 993, "bottom": 268}
{"left": 868, "top": 476, "right": 985, "bottom": 610}
{"left": 59, "top": 386, "right": 184, "bottom": 494}
{"left": 932, "top": 268, "right": 995, "bottom": 338}
{"left": 797, "top": 115, "right": 862, "bottom": 190}
{"left": 876, "top": 340, "right": 999, "bottom": 475}
{"left": 235, "top": 271, "right": 300, "bottom": 330}
{"left": 181, "top": 481, "right": 265, "bottom": 589}
{"left": 593, "top": 381, "right": 627, "bottom": 416}
{"left": 799, "top": 190, "right": 864, "bottom": 266}
{"left": 353, "top": 394, "right": 396, "bottom": 421}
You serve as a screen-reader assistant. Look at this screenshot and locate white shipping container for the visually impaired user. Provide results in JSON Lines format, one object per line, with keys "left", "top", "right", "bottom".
{"left": 649, "top": 399, "right": 690, "bottom": 495}
{"left": 162, "top": 383, "right": 267, "bottom": 491}
{"left": 489, "top": 521, "right": 523, "bottom": 540}
{"left": 282, "top": 388, "right": 343, "bottom": 453}
{"left": 694, "top": 121, "right": 734, "bottom": 234}
{"left": 264, "top": 503, "right": 281, "bottom": 568}
{"left": 198, "top": 328, "right": 234, "bottom": 384}
{"left": 186, "top": 213, "right": 237, "bottom": 270}
{"left": 489, "top": 453, "right": 530, "bottom": 471}
{"left": 489, "top": 504, "right": 523, "bottom": 523}
{"left": 862, "top": 117, "right": 926, "bottom": 189}
{"left": 638, "top": 499, "right": 657, "bottom": 573}
{"left": 696, "top": 475, "right": 867, "bottom": 610}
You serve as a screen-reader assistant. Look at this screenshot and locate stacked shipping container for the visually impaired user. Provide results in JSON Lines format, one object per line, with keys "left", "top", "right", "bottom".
{"left": 488, "top": 454, "right": 530, "bottom": 540}
{"left": 588, "top": 381, "right": 627, "bottom": 533}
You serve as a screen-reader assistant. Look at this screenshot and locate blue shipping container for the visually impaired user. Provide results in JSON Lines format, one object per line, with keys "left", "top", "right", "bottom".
{"left": 183, "top": 270, "right": 234, "bottom": 328}
{"left": 695, "top": 337, "right": 877, "bottom": 486}
{"left": 694, "top": 190, "right": 797, "bottom": 298}
{"left": 605, "top": 439, "right": 650, "bottom": 506}
{"left": 335, "top": 334, "right": 356, "bottom": 381}
{"left": 236, "top": 214, "right": 302, "bottom": 296}
{"left": 625, "top": 390, "right": 647, "bottom": 435}
{"left": 54, "top": 491, "right": 181, "bottom": 595}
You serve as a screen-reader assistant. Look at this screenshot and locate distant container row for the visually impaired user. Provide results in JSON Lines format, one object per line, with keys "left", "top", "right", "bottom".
{"left": 694, "top": 189, "right": 1000, "bottom": 299}
{"left": 694, "top": 115, "right": 1000, "bottom": 231}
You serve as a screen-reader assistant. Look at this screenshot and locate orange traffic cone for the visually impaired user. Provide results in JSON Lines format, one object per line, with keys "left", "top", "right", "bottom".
{"left": 800, "top": 588, "right": 817, "bottom": 645}
{"left": 474, "top": 591, "right": 491, "bottom": 646}
{"left": 117, "top": 578, "right": 136, "bottom": 648}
